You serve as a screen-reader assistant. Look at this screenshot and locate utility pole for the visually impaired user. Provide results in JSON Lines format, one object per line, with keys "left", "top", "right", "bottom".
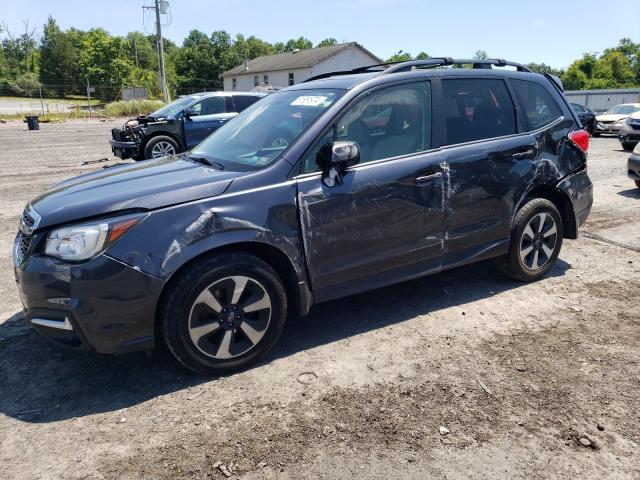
{"left": 133, "top": 37, "right": 139, "bottom": 68}
{"left": 143, "top": 0, "right": 169, "bottom": 103}
{"left": 86, "top": 79, "right": 92, "bottom": 118}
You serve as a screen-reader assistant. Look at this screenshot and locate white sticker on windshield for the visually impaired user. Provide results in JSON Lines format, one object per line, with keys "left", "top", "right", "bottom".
{"left": 291, "top": 95, "right": 328, "bottom": 107}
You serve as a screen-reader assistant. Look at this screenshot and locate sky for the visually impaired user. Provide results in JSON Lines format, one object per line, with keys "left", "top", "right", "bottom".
{"left": 1, "top": 0, "right": 639, "bottom": 69}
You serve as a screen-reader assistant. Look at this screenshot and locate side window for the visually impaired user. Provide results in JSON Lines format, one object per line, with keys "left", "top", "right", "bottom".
{"left": 302, "top": 82, "right": 431, "bottom": 173}
{"left": 233, "top": 95, "right": 260, "bottom": 112}
{"left": 571, "top": 103, "right": 585, "bottom": 113}
{"left": 193, "top": 96, "right": 225, "bottom": 116}
{"left": 441, "top": 78, "right": 516, "bottom": 146}
{"left": 511, "top": 79, "right": 563, "bottom": 130}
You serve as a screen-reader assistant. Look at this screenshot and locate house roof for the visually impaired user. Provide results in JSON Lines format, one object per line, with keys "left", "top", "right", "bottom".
{"left": 221, "top": 42, "right": 382, "bottom": 77}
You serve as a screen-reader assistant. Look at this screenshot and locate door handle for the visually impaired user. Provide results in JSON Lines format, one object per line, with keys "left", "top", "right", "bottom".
{"left": 511, "top": 148, "right": 536, "bottom": 160}
{"left": 415, "top": 172, "right": 442, "bottom": 185}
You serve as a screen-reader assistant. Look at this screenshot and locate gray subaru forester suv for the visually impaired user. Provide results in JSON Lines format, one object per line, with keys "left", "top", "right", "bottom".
{"left": 15, "top": 58, "right": 592, "bottom": 374}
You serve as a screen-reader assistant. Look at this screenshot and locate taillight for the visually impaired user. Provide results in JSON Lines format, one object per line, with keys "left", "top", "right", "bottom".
{"left": 568, "top": 129, "right": 589, "bottom": 154}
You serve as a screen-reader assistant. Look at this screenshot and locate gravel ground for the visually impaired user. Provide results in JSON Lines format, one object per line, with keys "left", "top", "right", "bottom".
{"left": 0, "top": 120, "right": 638, "bottom": 480}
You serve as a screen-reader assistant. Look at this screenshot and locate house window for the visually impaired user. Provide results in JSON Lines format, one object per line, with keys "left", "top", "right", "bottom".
{"left": 232, "top": 78, "right": 237, "bottom": 90}
{"left": 254, "top": 76, "right": 259, "bottom": 87}
{"left": 263, "top": 75, "right": 269, "bottom": 84}
{"left": 288, "top": 72, "right": 294, "bottom": 86}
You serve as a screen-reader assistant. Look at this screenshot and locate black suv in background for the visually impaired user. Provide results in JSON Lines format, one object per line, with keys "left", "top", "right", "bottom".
{"left": 15, "top": 58, "right": 592, "bottom": 375}
{"left": 110, "top": 92, "right": 265, "bottom": 160}
{"left": 570, "top": 102, "right": 596, "bottom": 135}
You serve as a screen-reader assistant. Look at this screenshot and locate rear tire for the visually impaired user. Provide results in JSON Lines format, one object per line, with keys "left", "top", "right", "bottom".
{"left": 143, "top": 135, "right": 179, "bottom": 160}
{"left": 161, "top": 253, "right": 287, "bottom": 375}
{"left": 635, "top": 180, "right": 640, "bottom": 189}
{"left": 496, "top": 198, "right": 564, "bottom": 282}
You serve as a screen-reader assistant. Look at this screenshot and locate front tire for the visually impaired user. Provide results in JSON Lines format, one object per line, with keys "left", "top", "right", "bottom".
{"left": 496, "top": 198, "right": 564, "bottom": 282}
{"left": 161, "top": 253, "right": 287, "bottom": 375}
{"left": 621, "top": 141, "right": 635, "bottom": 152}
{"left": 143, "top": 135, "right": 179, "bottom": 160}
{"left": 635, "top": 180, "right": 640, "bottom": 189}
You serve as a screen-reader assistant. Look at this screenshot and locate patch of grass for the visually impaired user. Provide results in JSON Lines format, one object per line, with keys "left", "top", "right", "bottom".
{"left": 0, "top": 99, "right": 165, "bottom": 121}
{"left": 105, "top": 99, "right": 165, "bottom": 117}
{"left": 0, "top": 95, "right": 105, "bottom": 105}
{"left": 0, "top": 111, "right": 99, "bottom": 121}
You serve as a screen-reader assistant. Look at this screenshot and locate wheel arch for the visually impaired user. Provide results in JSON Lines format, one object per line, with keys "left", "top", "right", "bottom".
{"left": 516, "top": 184, "right": 577, "bottom": 239}
{"left": 154, "top": 241, "right": 309, "bottom": 345}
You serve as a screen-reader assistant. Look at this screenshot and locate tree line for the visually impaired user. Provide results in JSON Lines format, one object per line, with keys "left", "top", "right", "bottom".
{"left": 388, "top": 44, "right": 640, "bottom": 91}
{"left": 0, "top": 16, "right": 638, "bottom": 101}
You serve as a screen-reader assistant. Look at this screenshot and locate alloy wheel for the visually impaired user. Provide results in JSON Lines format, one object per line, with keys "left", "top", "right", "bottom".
{"left": 519, "top": 212, "right": 558, "bottom": 271}
{"left": 188, "top": 275, "right": 272, "bottom": 359}
{"left": 151, "top": 141, "right": 176, "bottom": 158}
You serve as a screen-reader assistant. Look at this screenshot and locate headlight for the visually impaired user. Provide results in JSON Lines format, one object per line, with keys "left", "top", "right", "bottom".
{"left": 44, "top": 215, "right": 142, "bottom": 261}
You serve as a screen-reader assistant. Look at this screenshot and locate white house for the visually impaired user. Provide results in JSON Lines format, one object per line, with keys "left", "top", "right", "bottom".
{"left": 221, "top": 42, "right": 382, "bottom": 91}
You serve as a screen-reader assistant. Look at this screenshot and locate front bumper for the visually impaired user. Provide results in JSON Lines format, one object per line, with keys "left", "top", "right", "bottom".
{"left": 14, "top": 247, "right": 164, "bottom": 354}
{"left": 618, "top": 123, "right": 640, "bottom": 144}
{"left": 109, "top": 138, "right": 137, "bottom": 160}
{"left": 628, "top": 153, "right": 640, "bottom": 181}
{"left": 596, "top": 122, "right": 624, "bottom": 134}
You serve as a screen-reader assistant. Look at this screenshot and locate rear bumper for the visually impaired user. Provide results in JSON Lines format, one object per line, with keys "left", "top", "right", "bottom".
{"left": 628, "top": 154, "right": 640, "bottom": 181}
{"left": 14, "top": 251, "right": 164, "bottom": 354}
{"left": 557, "top": 168, "right": 593, "bottom": 237}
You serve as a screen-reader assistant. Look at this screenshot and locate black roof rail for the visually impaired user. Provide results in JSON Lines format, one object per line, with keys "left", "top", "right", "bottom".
{"left": 303, "top": 57, "right": 533, "bottom": 83}
{"left": 379, "top": 58, "right": 532, "bottom": 74}
{"left": 303, "top": 62, "right": 392, "bottom": 83}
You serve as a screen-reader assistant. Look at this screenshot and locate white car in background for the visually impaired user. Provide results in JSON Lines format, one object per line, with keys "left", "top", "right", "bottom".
{"left": 617, "top": 111, "right": 640, "bottom": 151}
{"left": 595, "top": 103, "right": 640, "bottom": 136}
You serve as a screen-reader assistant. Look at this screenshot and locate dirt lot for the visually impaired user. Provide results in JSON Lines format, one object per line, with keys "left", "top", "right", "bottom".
{"left": 0, "top": 120, "right": 638, "bottom": 480}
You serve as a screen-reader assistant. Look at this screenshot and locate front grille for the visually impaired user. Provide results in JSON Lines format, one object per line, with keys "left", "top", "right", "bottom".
{"left": 14, "top": 232, "right": 32, "bottom": 265}
{"left": 111, "top": 128, "right": 130, "bottom": 142}
{"left": 21, "top": 211, "right": 35, "bottom": 230}
{"left": 600, "top": 120, "right": 614, "bottom": 125}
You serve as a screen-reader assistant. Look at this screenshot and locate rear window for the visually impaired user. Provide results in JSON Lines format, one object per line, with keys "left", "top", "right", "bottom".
{"left": 441, "top": 78, "right": 516, "bottom": 146}
{"left": 511, "top": 79, "right": 563, "bottom": 130}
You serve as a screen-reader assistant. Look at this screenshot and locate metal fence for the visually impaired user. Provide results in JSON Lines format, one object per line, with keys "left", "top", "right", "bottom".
{"left": 565, "top": 88, "right": 640, "bottom": 113}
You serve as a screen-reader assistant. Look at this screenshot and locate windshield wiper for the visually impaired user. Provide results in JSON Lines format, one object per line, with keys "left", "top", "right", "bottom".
{"left": 187, "top": 155, "right": 225, "bottom": 170}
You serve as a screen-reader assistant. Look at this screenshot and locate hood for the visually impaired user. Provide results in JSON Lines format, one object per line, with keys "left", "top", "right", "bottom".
{"left": 596, "top": 113, "right": 628, "bottom": 122}
{"left": 30, "top": 156, "right": 241, "bottom": 230}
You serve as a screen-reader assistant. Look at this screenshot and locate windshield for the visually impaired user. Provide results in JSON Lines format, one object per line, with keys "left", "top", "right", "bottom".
{"left": 604, "top": 104, "right": 640, "bottom": 115}
{"left": 149, "top": 95, "right": 202, "bottom": 118}
{"left": 190, "top": 89, "right": 343, "bottom": 170}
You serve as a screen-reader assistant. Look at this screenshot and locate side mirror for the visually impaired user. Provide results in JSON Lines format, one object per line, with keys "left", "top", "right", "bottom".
{"left": 317, "top": 141, "right": 360, "bottom": 186}
{"left": 184, "top": 107, "right": 199, "bottom": 118}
